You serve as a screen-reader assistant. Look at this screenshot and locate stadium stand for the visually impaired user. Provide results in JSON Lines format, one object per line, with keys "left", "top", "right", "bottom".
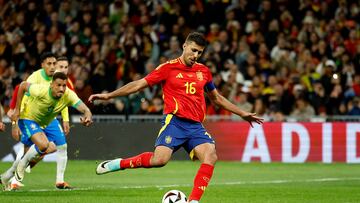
{"left": 0, "top": 0, "right": 359, "bottom": 121}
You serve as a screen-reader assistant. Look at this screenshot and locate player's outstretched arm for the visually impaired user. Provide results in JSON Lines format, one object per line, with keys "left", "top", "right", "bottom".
{"left": 88, "top": 78, "right": 148, "bottom": 103}
{"left": 11, "top": 81, "right": 30, "bottom": 122}
{"left": 75, "top": 102, "right": 93, "bottom": 127}
{"left": 207, "top": 89, "right": 264, "bottom": 127}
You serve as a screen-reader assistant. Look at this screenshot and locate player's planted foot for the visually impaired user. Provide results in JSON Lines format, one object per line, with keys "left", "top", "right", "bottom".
{"left": 56, "top": 182, "right": 73, "bottom": 189}
{"left": 96, "top": 159, "right": 122, "bottom": 175}
{"left": 1, "top": 175, "right": 11, "bottom": 191}
{"left": 10, "top": 177, "right": 24, "bottom": 191}
{"left": 10, "top": 183, "right": 22, "bottom": 191}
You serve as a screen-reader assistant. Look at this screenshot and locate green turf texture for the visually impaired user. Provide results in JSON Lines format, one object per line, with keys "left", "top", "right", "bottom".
{"left": 1, "top": 161, "right": 359, "bottom": 202}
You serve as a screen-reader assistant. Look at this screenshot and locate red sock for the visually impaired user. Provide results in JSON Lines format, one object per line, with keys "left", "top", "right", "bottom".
{"left": 189, "top": 163, "right": 214, "bottom": 201}
{"left": 120, "top": 152, "right": 153, "bottom": 169}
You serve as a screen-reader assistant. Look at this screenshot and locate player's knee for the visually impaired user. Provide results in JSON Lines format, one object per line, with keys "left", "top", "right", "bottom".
{"left": 57, "top": 144, "right": 67, "bottom": 152}
{"left": 205, "top": 150, "right": 218, "bottom": 165}
{"left": 46, "top": 142, "right": 57, "bottom": 154}
{"left": 152, "top": 156, "right": 170, "bottom": 167}
{"left": 210, "top": 151, "right": 218, "bottom": 163}
{"left": 37, "top": 142, "right": 49, "bottom": 152}
{"left": 57, "top": 144, "right": 68, "bottom": 157}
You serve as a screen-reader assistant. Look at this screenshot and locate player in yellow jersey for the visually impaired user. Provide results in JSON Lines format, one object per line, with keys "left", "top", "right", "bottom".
{"left": 0, "top": 72, "right": 92, "bottom": 190}
{"left": 2, "top": 53, "right": 80, "bottom": 190}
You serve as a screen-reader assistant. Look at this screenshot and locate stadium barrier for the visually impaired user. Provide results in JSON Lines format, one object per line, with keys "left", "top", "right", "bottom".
{"left": 1, "top": 116, "right": 359, "bottom": 163}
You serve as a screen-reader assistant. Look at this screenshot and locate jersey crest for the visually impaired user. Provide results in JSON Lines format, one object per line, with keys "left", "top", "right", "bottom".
{"left": 196, "top": 71, "right": 203, "bottom": 81}
{"left": 165, "top": 135, "right": 172, "bottom": 144}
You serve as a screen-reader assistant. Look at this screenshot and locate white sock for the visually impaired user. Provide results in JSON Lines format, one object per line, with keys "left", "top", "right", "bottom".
{"left": 1, "top": 144, "right": 25, "bottom": 181}
{"left": 56, "top": 144, "right": 68, "bottom": 183}
{"left": 17, "top": 145, "right": 40, "bottom": 172}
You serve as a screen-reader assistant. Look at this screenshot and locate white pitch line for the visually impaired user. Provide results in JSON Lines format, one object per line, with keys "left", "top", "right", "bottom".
{"left": 12, "top": 177, "right": 360, "bottom": 192}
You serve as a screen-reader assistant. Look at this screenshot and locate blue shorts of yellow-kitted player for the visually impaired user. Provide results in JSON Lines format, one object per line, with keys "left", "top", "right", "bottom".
{"left": 155, "top": 114, "right": 215, "bottom": 160}
{"left": 18, "top": 119, "right": 67, "bottom": 147}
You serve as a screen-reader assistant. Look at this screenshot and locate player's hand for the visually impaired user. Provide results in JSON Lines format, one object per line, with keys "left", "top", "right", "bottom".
{"left": 0, "top": 122, "right": 5, "bottom": 132}
{"left": 10, "top": 109, "right": 20, "bottom": 122}
{"left": 88, "top": 93, "right": 109, "bottom": 103}
{"left": 7, "top": 108, "right": 15, "bottom": 119}
{"left": 241, "top": 112, "right": 264, "bottom": 128}
{"left": 80, "top": 116, "right": 93, "bottom": 127}
{"left": 11, "top": 122, "right": 21, "bottom": 141}
{"left": 63, "top": 121, "right": 70, "bottom": 136}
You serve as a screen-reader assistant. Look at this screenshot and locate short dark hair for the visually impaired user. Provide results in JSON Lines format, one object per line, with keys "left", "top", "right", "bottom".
{"left": 40, "top": 52, "right": 56, "bottom": 63}
{"left": 52, "top": 71, "right": 68, "bottom": 81}
{"left": 56, "top": 56, "right": 68, "bottom": 62}
{"left": 185, "top": 32, "right": 207, "bottom": 47}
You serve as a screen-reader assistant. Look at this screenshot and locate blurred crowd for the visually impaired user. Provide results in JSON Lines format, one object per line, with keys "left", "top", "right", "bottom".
{"left": 0, "top": 0, "right": 360, "bottom": 121}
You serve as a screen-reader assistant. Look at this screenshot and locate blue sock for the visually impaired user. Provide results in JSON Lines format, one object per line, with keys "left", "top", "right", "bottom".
{"left": 106, "top": 159, "right": 121, "bottom": 171}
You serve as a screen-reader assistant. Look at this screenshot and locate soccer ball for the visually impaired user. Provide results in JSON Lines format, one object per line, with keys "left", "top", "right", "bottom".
{"left": 162, "top": 190, "right": 187, "bottom": 203}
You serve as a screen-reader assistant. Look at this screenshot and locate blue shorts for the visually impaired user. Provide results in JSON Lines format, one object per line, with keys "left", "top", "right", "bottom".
{"left": 18, "top": 119, "right": 66, "bottom": 147}
{"left": 155, "top": 114, "right": 215, "bottom": 159}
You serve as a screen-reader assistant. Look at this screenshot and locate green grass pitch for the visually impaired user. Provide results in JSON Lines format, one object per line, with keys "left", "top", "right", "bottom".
{"left": 1, "top": 161, "right": 360, "bottom": 202}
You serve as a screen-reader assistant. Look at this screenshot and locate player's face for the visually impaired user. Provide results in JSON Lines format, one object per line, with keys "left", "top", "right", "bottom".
{"left": 42, "top": 57, "right": 57, "bottom": 77}
{"left": 51, "top": 78, "right": 67, "bottom": 99}
{"left": 56, "top": 60, "right": 69, "bottom": 75}
{"left": 182, "top": 41, "right": 204, "bottom": 66}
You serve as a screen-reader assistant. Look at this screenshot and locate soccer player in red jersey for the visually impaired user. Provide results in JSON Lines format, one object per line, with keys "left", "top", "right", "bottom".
{"left": 56, "top": 56, "right": 75, "bottom": 91}
{"left": 89, "top": 32, "right": 264, "bottom": 203}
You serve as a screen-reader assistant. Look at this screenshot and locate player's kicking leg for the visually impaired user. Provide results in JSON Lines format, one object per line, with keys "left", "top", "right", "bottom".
{"left": 96, "top": 146, "right": 172, "bottom": 174}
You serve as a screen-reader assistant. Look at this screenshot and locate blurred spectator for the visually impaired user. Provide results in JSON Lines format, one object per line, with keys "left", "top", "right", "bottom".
{"left": 348, "top": 97, "right": 360, "bottom": 115}
{"left": 290, "top": 97, "right": 315, "bottom": 121}
{"left": 137, "top": 98, "right": 150, "bottom": 115}
{"left": 230, "top": 87, "right": 253, "bottom": 116}
{"left": 148, "top": 97, "right": 163, "bottom": 115}
{"left": 114, "top": 98, "right": 127, "bottom": 114}
{"left": 162, "top": 36, "right": 182, "bottom": 60}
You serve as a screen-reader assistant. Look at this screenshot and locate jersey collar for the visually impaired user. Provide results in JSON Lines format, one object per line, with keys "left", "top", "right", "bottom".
{"left": 48, "top": 87, "right": 60, "bottom": 100}
{"left": 41, "top": 69, "right": 52, "bottom": 81}
{"left": 178, "top": 57, "right": 194, "bottom": 68}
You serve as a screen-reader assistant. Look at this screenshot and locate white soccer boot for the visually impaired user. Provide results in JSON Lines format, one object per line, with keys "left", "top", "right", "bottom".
{"left": 1, "top": 174, "right": 11, "bottom": 191}
{"left": 14, "top": 164, "right": 25, "bottom": 182}
{"left": 96, "top": 159, "right": 122, "bottom": 175}
{"left": 10, "top": 177, "right": 24, "bottom": 190}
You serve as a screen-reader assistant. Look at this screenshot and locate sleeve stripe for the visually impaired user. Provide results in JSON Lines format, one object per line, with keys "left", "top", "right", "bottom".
{"left": 72, "top": 100, "right": 82, "bottom": 108}
{"left": 25, "top": 84, "right": 32, "bottom": 96}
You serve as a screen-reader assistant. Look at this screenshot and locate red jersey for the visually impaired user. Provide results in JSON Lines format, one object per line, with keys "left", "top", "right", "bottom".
{"left": 67, "top": 79, "right": 75, "bottom": 91}
{"left": 145, "top": 58, "right": 213, "bottom": 122}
